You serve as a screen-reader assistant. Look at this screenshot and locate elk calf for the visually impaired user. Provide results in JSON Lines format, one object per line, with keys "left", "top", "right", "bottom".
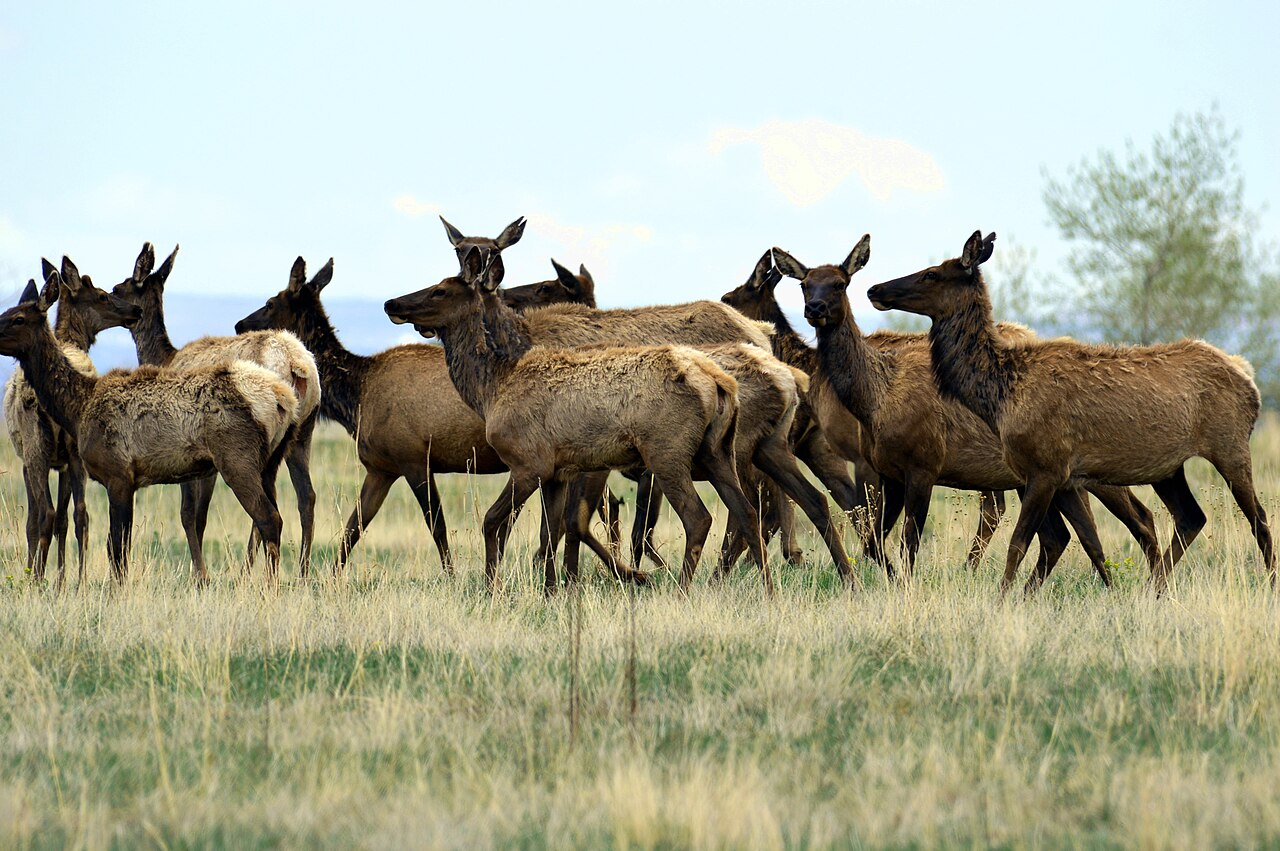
{"left": 867, "top": 230, "right": 1271, "bottom": 593}
{"left": 0, "top": 279, "right": 298, "bottom": 584}
{"left": 385, "top": 248, "right": 773, "bottom": 594}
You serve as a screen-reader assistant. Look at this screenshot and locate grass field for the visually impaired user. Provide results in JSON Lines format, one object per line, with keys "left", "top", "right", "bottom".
{"left": 3, "top": 418, "right": 1280, "bottom": 848}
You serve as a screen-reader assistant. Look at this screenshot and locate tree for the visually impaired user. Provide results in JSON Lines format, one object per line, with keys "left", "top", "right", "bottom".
{"left": 1043, "top": 107, "right": 1279, "bottom": 402}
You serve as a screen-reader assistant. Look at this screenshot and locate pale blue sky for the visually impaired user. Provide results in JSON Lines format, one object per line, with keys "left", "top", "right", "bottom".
{"left": 2, "top": 1, "right": 1277, "bottom": 341}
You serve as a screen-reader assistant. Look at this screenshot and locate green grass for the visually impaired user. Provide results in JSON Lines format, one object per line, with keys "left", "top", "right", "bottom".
{"left": 2, "top": 419, "right": 1280, "bottom": 848}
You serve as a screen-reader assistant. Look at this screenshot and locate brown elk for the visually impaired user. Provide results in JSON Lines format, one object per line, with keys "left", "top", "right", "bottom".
{"left": 440, "top": 215, "right": 526, "bottom": 269}
{"left": 5, "top": 259, "right": 141, "bottom": 587}
{"left": 385, "top": 248, "right": 775, "bottom": 594}
{"left": 0, "top": 278, "right": 297, "bottom": 583}
{"left": 777, "top": 235, "right": 1162, "bottom": 588}
{"left": 112, "top": 243, "right": 321, "bottom": 582}
{"left": 867, "top": 230, "right": 1272, "bottom": 593}
{"left": 513, "top": 258, "right": 854, "bottom": 580}
{"left": 721, "top": 250, "right": 1008, "bottom": 568}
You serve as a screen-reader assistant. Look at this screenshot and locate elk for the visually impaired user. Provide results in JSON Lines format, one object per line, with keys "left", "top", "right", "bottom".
{"left": 440, "top": 215, "right": 526, "bottom": 269}
{"left": 5, "top": 259, "right": 141, "bottom": 587}
{"left": 0, "top": 278, "right": 297, "bottom": 583}
{"left": 112, "top": 243, "right": 321, "bottom": 581}
{"left": 721, "top": 250, "right": 1009, "bottom": 567}
{"left": 867, "top": 230, "right": 1272, "bottom": 593}
{"left": 513, "top": 258, "right": 854, "bottom": 580}
{"left": 385, "top": 248, "right": 775, "bottom": 594}
{"left": 777, "top": 235, "right": 1162, "bottom": 588}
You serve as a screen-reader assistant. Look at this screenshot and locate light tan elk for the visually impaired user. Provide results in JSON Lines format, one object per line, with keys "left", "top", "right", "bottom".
{"left": 721, "top": 250, "right": 1008, "bottom": 567}
{"left": 867, "top": 230, "right": 1271, "bottom": 593}
{"left": 385, "top": 247, "right": 775, "bottom": 594}
{"left": 112, "top": 243, "right": 321, "bottom": 581}
{"left": 0, "top": 279, "right": 297, "bottom": 583}
{"left": 515, "top": 258, "right": 854, "bottom": 580}
{"left": 5, "top": 259, "right": 141, "bottom": 587}
{"left": 777, "top": 235, "right": 1162, "bottom": 588}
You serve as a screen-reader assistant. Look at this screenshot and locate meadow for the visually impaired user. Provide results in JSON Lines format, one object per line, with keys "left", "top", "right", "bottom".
{"left": 3, "top": 418, "right": 1280, "bottom": 849}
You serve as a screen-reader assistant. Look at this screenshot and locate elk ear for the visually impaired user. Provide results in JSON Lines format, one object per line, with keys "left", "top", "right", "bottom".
{"left": 28, "top": 274, "right": 54, "bottom": 312}
{"left": 38, "top": 273, "right": 59, "bottom": 306}
{"left": 308, "top": 257, "right": 334, "bottom": 291}
{"left": 287, "top": 257, "right": 307, "bottom": 292}
{"left": 150, "top": 244, "right": 179, "bottom": 288}
{"left": 551, "top": 258, "right": 578, "bottom": 292}
{"left": 461, "top": 245, "right": 486, "bottom": 284}
{"left": 495, "top": 217, "right": 526, "bottom": 250}
{"left": 41, "top": 258, "right": 56, "bottom": 283}
{"left": 978, "top": 232, "right": 997, "bottom": 266}
{"left": 20, "top": 279, "right": 39, "bottom": 305}
{"left": 748, "top": 250, "right": 774, "bottom": 290}
{"left": 960, "top": 230, "right": 986, "bottom": 272}
{"left": 134, "top": 242, "right": 155, "bottom": 284}
{"left": 440, "top": 216, "right": 465, "bottom": 248}
{"left": 842, "top": 234, "right": 871, "bottom": 277}
{"left": 481, "top": 254, "right": 505, "bottom": 292}
{"left": 771, "top": 248, "right": 809, "bottom": 281}
{"left": 60, "top": 256, "right": 83, "bottom": 295}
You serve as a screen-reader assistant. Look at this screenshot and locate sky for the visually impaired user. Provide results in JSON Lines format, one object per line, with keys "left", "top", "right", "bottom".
{"left": 1, "top": 1, "right": 1277, "bottom": 354}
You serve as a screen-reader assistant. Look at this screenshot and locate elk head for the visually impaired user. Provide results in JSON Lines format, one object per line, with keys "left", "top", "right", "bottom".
{"left": 502, "top": 259, "right": 596, "bottom": 311}
{"left": 384, "top": 246, "right": 491, "bottom": 338}
{"left": 866, "top": 231, "right": 996, "bottom": 320}
{"left": 773, "top": 235, "right": 871, "bottom": 329}
{"left": 439, "top": 215, "right": 526, "bottom": 271}
{"left": 0, "top": 278, "right": 56, "bottom": 357}
{"left": 235, "top": 256, "right": 334, "bottom": 334}
{"left": 109, "top": 243, "right": 176, "bottom": 323}
{"left": 720, "top": 249, "right": 782, "bottom": 318}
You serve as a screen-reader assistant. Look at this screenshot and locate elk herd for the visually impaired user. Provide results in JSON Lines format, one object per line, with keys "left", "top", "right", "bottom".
{"left": 2, "top": 220, "right": 1273, "bottom": 598}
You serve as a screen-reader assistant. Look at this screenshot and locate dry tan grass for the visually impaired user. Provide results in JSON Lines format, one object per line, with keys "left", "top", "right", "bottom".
{"left": 1, "top": 417, "right": 1279, "bottom": 848}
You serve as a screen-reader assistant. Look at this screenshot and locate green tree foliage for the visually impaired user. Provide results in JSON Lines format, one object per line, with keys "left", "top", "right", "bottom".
{"left": 1043, "top": 108, "right": 1280, "bottom": 403}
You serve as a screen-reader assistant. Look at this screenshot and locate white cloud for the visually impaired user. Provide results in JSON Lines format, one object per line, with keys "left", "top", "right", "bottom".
{"left": 392, "top": 195, "right": 441, "bottom": 217}
{"left": 522, "top": 212, "right": 652, "bottom": 277}
{"left": 710, "top": 119, "right": 945, "bottom": 206}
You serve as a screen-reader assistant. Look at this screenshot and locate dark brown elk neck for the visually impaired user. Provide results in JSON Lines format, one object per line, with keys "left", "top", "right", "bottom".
{"left": 755, "top": 292, "right": 820, "bottom": 375}
{"left": 288, "top": 304, "right": 371, "bottom": 436}
{"left": 128, "top": 296, "right": 179, "bottom": 365}
{"left": 17, "top": 328, "right": 96, "bottom": 438}
{"left": 814, "top": 309, "right": 892, "bottom": 427}
{"left": 926, "top": 283, "right": 1017, "bottom": 432}
{"left": 53, "top": 305, "right": 102, "bottom": 352}
{"left": 436, "top": 295, "right": 531, "bottom": 418}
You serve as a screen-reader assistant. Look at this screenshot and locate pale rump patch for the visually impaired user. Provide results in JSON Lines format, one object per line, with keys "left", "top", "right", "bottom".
{"left": 172, "top": 330, "right": 320, "bottom": 422}
{"left": 228, "top": 361, "right": 299, "bottom": 447}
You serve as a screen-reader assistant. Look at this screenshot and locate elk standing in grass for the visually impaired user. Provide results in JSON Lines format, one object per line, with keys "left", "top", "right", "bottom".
{"left": 778, "top": 235, "right": 1162, "bottom": 587}
{"left": 867, "top": 230, "right": 1271, "bottom": 593}
{"left": 385, "top": 247, "right": 774, "bottom": 594}
{"left": 5, "top": 259, "right": 141, "bottom": 587}
{"left": 0, "top": 279, "right": 297, "bottom": 583}
{"left": 113, "top": 243, "right": 321, "bottom": 580}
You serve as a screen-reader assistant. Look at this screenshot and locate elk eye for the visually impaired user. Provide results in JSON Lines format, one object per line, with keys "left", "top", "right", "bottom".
{"left": 12, "top": 316, "right": 24, "bottom": 326}
{"left": 923, "top": 271, "right": 938, "bottom": 282}
{"left": 99, "top": 292, "right": 108, "bottom": 301}
{"left": 430, "top": 290, "right": 446, "bottom": 300}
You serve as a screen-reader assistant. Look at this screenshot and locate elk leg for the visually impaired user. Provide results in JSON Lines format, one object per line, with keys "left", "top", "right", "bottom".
{"left": 1212, "top": 453, "right": 1276, "bottom": 585}
{"left": 336, "top": 468, "right": 397, "bottom": 575}
{"left": 539, "top": 478, "right": 568, "bottom": 593}
{"left": 754, "top": 441, "right": 852, "bottom": 581}
{"left": 220, "top": 464, "right": 284, "bottom": 586}
{"left": 1002, "top": 477, "right": 1060, "bottom": 595}
{"left": 407, "top": 471, "right": 452, "bottom": 575}
{"left": 180, "top": 475, "right": 216, "bottom": 584}
{"left": 599, "top": 486, "right": 625, "bottom": 562}
{"left": 1055, "top": 487, "right": 1113, "bottom": 588}
{"left": 873, "top": 478, "right": 907, "bottom": 578}
{"left": 899, "top": 476, "right": 935, "bottom": 579}
{"left": 1022, "top": 501, "right": 1071, "bottom": 594}
{"left": 702, "top": 454, "right": 771, "bottom": 596}
{"left": 52, "top": 469, "right": 71, "bottom": 586}
{"left": 1088, "top": 484, "right": 1162, "bottom": 575}
{"left": 795, "top": 431, "right": 860, "bottom": 515}
{"left": 1150, "top": 467, "right": 1207, "bottom": 594}
{"left": 286, "top": 417, "right": 317, "bottom": 578}
{"left": 482, "top": 470, "right": 542, "bottom": 592}
{"left": 965, "top": 491, "right": 1006, "bottom": 569}
{"left": 22, "top": 463, "right": 54, "bottom": 582}
{"left": 648, "top": 470, "right": 712, "bottom": 592}
{"left": 244, "top": 422, "right": 292, "bottom": 576}
{"left": 106, "top": 486, "right": 135, "bottom": 584}
{"left": 631, "top": 471, "right": 667, "bottom": 568}
{"left": 66, "top": 456, "right": 90, "bottom": 590}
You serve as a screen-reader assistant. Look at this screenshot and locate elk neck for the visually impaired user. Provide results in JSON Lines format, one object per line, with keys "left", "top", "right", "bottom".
{"left": 814, "top": 304, "right": 891, "bottom": 427}
{"left": 926, "top": 278, "right": 1016, "bottom": 433}
{"left": 18, "top": 325, "right": 96, "bottom": 438}
{"left": 127, "top": 292, "right": 179, "bottom": 365}
{"left": 288, "top": 300, "right": 370, "bottom": 435}
{"left": 436, "top": 292, "right": 531, "bottom": 419}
